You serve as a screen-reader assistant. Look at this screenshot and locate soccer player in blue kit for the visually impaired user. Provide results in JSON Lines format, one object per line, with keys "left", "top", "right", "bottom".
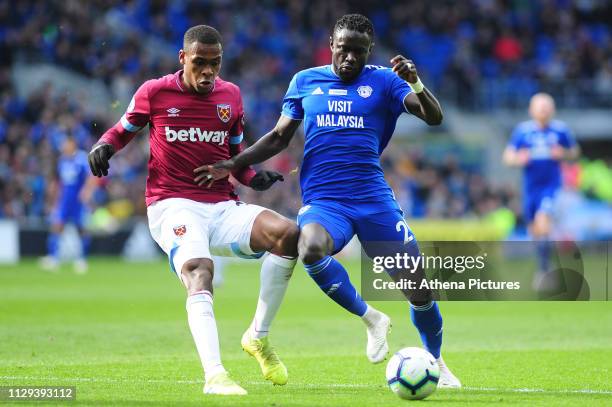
{"left": 503, "top": 93, "right": 579, "bottom": 290}
{"left": 41, "top": 136, "right": 92, "bottom": 273}
{"left": 195, "top": 14, "right": 460, "bottom": 387}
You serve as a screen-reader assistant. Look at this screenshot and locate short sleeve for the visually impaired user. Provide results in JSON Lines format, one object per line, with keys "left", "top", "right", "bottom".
{"left": 508, "top": 126, "right": 525, "bottom": 149}
{"left": 558, "top": 125, "right": 577, "bottom": 149}
{"left": 281, "top": 74, "right": 304, "bottom": 120}
{"left": 386, "top": 69, "right": 413, "bottom": 116}
{"left": 121, "top": 82, "right": 151, "bottom": 132}
{"left": 228, "top": 89, "right": 245, "bottom": 143}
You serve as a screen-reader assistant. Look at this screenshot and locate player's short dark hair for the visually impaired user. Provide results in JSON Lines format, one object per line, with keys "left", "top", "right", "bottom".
{"left": 183, "top": 25, "right": 222, "bottom": 50}
{"left": 332, "top": 14, "right": 374, "bottom": 40}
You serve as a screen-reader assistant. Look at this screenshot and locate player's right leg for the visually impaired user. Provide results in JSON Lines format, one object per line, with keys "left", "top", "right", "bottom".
{"left": 181, "top": 258, "right": 246, "bottom": 395}
{"left": 74, "top": 207, "right": 91, "bottom": 274}
{"left": 297, "top": 203, "right": 391, "bottom": 363}
{"left": 147, "top": 198, "right": 246, "bottom": 395}
{"left": 357, "top": 209, "right": 460, "bottom": 388}
{"left": 528, "top": 192, "right": 558, "bottom": 291}
{"left": 41, "top": 219, "right": 64, "bottom": 271}
{"left": 210, "top": 203, "right": 299, "bottom": 385}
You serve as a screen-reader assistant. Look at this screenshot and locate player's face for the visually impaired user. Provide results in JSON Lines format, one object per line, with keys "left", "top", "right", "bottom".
{"left": 330, "top": 29, "right": 372, "bottom": 82}
{"left": 62, "top": 139, "right": 76, "bottom": 156}
{"left": 529, "top": 94, "right": 555, "bottom": 125}
{"left": 179, "top": 41, "right": 222, "bottom": 94}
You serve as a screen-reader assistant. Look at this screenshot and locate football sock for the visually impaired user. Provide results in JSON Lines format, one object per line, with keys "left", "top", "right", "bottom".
{"left": 305, "top": 255, "right": 368, "bottom": 317}
{"left": 250, "top": 254, "right": 296, "bottom": 339}
{"left": 536, "top": 239, "right": 551, "bottom": 273}
{"left": 410, "top": 301, "right": 443, "bottom": 359}
{"left": 361, "top": 304, "right": 384, "bottom": 327}
{"left": 47, "top": 232, "right": 59, "bottom": 259}
{"left": 186, "top": 290, "right": 226, "bottom": 381}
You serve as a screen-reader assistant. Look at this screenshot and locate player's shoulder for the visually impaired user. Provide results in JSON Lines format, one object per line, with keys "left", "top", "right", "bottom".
{"left": 363, "top": 64, "right": 394, "bottom": 78}
{"left": 137, "top": 71, "right": 181, "bottom": 97}
{"left": 212, "top": 77, "right": 243, "bottom": 104}
{"left": 364, "top": 64, "right": 391, "bottom": 73}
{"left": 548, "top": 119, "right": 570, "bottom": 133}
{"left": 360, "top": 65, "right": 398, "bottom": 88}
{"left": 214, "top": 77, "right": 241, "bottom": 94}
{"left": 294, "top": 65, "right": 333, "bottom": 81}
{"left": 514, "top": 120, "right": 536, "bottom": 133}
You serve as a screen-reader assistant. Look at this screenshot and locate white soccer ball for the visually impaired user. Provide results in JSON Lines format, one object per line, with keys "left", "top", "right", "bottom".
{"left": 385, "top": 347, "right": 440, "bottom": 400}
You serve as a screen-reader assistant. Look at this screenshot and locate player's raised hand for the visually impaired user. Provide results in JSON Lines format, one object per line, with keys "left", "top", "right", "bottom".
{"left": 249, "top": 170, "right": 284, "bottom": 191}
{"left": 550, "top": 145, "right": 565, "bottom": 161}
{"left": 390, "top": 55, "right": 418, "bottom": 84}
{"left": 194, "top": 160, "right": 234, "bottom": 188}
{"left": 516, "top": 148, "right": 531, "bottom": 166}
{"left": 88, "top": 143, "right": 115, "bottom": 177}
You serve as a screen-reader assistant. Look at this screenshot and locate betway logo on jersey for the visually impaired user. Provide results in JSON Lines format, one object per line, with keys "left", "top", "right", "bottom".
{"left": 165, "top": 127, "right": 227, "bottom": 145}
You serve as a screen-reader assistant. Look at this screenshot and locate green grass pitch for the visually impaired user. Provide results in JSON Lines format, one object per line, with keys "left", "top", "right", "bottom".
{"left": 1, "top": 258, "right": 610, "bottom": 406}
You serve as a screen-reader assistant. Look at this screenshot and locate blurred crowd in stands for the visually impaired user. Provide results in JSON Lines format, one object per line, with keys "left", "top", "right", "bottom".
{"left": 0, "top": 0, "right": 610, "bottom": 230}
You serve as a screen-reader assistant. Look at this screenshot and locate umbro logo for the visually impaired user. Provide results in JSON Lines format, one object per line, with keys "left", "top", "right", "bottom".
{"left": 311, "top": 87, "right": 324, "bottom": 95}
{"left": 167, "top": 107, "right": 180, "bottom": 117}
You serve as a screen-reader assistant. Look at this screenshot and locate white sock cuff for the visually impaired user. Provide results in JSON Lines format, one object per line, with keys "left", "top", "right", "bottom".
{"left": 186, "top": 290, "right": 213, "bottom": 307}
{"left": 266, "top": 253, "right": 297, "bottom": 268}
{"left": 410, "top": 301, "right": 434, "bottom": 311}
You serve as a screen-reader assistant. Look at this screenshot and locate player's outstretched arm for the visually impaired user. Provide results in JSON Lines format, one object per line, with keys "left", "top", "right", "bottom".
{"left": 88, "top": 124, "right": 138, "bottom": 177}
{"left": 88, "top": 143, "right": 115, "bottom": 177}
{"left": 391, "top": 55, "right": 443, "bottom": 126}
{"left": 194, "top": 115, "right": 301, "bottom": 183}
{"left": 89, "top": 82, "right": 150, "bottom": 177}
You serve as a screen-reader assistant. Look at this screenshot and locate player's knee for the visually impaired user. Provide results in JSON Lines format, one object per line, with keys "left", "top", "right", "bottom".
{"left": 181, "top": 258, "right": 213, "bottom": 292}
{"left": 259, "top": 216, "right": 299, "bottom": 256}
{"left": 275, "top": 220, "right": 299, "bottom": 256}
{"left": 298, "top": 236, "right": 327, "bottom": 265}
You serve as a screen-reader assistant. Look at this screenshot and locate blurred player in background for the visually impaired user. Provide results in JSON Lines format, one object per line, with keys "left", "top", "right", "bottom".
{"left": 503, "top": 93, "right": 580, "bottom": 290}
{"left": 88, "top": 25, "right": 299, "bottom": 396}
{"left": 197, "top": 14, "right": 460, "bottom": 387}
{"left": 41, "top": 136, "right": 93, "bottom": 273}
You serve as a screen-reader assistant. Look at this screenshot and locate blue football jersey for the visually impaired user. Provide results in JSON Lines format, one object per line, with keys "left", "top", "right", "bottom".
{"left": 58, "top": 151, "right": 89, "bottom": 207}
{"left": 282, "top": 65, "right": 412, "bottom": 204}
{"left": 508, "top": 120, "right": 576, "bottom": 194}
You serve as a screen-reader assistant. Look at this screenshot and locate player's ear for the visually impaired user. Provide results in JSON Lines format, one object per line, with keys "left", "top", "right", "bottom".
{"left": 329, "top": 35, "right": 334, "bottom": 51}
{"left": 178, "top": 49, "right": 186, "bottom": 65}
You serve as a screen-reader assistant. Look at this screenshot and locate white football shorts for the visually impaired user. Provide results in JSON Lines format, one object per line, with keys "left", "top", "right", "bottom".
{"left": 147, "top": 198, "right": 266, "bottom": 277}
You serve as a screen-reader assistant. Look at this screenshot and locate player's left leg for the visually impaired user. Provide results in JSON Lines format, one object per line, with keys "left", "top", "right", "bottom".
{"left": 529, "top": 190, "right": 559, "bottom": 291}
{"left": 297, "top": 201, "right": 391, "bottom": 363}
{"left": 210, "top": 202, "right": 299, "bottom": 385}
{"left": 356, "top": 208, "right": 461, "bottom": 388}
{"left": 74, "top": 206, "right": 91, "bottom": 274}
{"left": 41, "top": 213, "right": 64, "bottom": 271}
{"left": 147, "top": 198, "right": 246, "bottom": 395}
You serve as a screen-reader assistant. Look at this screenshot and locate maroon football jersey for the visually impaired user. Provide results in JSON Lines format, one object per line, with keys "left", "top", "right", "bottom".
{"left": 99, "top": 70, "right": 256, "bottom": 206}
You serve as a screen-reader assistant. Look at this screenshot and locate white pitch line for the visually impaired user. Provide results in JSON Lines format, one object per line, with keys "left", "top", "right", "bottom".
{"left": 1, "top": 377, "right": 611, "bottom": 395}
{"left": 462, "top": 386, "right": 612, "bottom": 395}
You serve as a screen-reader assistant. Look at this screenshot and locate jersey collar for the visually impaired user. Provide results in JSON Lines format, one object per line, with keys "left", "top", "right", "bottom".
{"left": 176, "top": 70, "right": 217, "bottom": 95}
{"left": 329, "top": 64, "right": 340, "bottom": 78}
{"left": 328, "top": 64, "right": 365, "bottom": 83}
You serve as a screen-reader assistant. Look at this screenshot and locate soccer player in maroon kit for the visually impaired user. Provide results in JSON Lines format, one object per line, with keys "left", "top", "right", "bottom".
{"left": 88, "top": 25, "right": 298, "bottom": 396}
